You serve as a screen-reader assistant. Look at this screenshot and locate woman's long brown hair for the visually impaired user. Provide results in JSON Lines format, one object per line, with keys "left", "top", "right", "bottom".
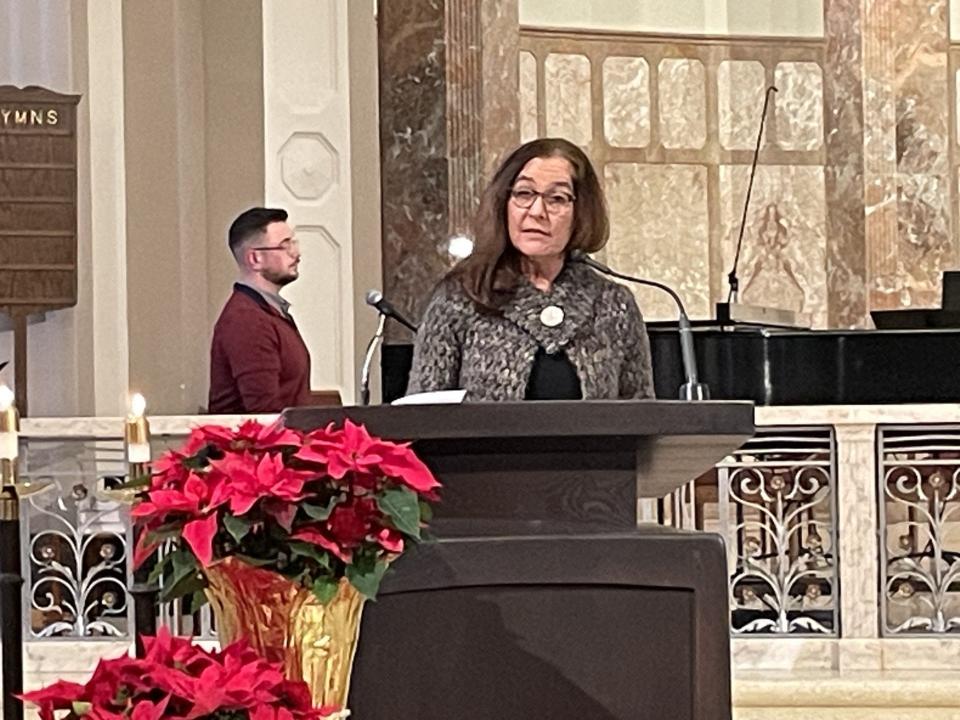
{"left": 450, "top": 138, "right": 609, "bottom": 312}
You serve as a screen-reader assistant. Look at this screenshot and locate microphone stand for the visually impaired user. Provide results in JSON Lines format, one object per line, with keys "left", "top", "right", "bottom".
{"left": 728, "top": 84, "right": 776, "bottom": 305}
{"left": 574, "top": 253, "right": 709, "bottom": 400}
{"left": 714, "top": 85, "right": 804, "bottom": 329}
{"left": 359, "top": 313, "right": 386, "bottom": 406}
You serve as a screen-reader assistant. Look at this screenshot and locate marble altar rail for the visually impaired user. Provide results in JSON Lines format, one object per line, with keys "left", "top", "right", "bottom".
{"left": 8, "top": 405, "right": 960, "bottom": 678}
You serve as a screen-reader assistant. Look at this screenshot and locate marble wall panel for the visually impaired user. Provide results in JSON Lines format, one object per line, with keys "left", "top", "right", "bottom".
{"left": 604, "top": 162, "right": 710, "bottom": 321}
{"left": 857, "top": 2, "right": 899, "bottom": 316}
{"left": 658, "top": 58, "right": 707, "bottom": 150}
{"left": 379, "top": 0, "right": 448, "bottom": 336}
{"left": 956, "top": 69, "right": 960, "bottom": 145}
{"left": 519, "top": 50, "right": 538, "bottom": 142}
{"left": 478, "top": 0, "right": 521, "bottom": 176}
{"left": 544, "top": 52, "right": 592, "bottom": 145}
{"left": 379, "top": 0, "right": 519, "bottom": 337}
{"left": 718, "top": 60, "right": 766, "bottom": 150}
{"left": 887, "top": 0, "right": 953, "bottom": 309}
{"left": 602, "top": 56, "right": 650, "bottom": 147}
{"left": 719, "top": 165, "right": 828, "bottom": 327}
{"left": 823, "top": 0, "right": 869, "bottom": 327}
{"left": 774, "top": 61, "right": 824, "bottom": 151}
{"left": 894, "top": 173, "right": 953, "bottom": 305}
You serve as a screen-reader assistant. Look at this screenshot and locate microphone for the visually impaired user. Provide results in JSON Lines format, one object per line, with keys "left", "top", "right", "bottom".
{"left": 365, "top": 289, "right": 418, "bottom": 332}
{"left": 570, "top": 251, "right": 709, "bottom": 401}
{"left": 358, "top": 289, "right": 418, "bottom": 406}
{"left": 727, "top": 85, "right": 777, "bottom": 304}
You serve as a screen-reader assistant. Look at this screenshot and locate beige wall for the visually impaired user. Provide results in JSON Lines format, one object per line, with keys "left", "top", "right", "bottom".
{"left": 122, "top": 0, "right": 269, "bottom": 415}
{"left": 203, "top": 0, "right": 266, "bottom": 332}
{"left": 348, "top": 0, "right": 383, "bottom": 403}
{"left": 123, "top": 0, "right": 209, "bottom": 414}
{"left": 121, "top": 0, "right": 381, "bottom": 412}
{"left": 519, "top": 0, "right": 824, "bottom": 36}
{"left": 0, "top": 1, "right": 92, "bottom": 415}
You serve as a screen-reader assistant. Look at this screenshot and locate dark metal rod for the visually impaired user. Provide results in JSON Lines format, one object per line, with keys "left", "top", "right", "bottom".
{"left": 130, "top": 577, "right": 158, "bottom": 658}
{"left": 0, "top": 489, "right": 24, "bottom": 720}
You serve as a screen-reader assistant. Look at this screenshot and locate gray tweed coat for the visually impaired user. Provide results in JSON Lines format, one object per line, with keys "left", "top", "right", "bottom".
{"left": 407, "top": 261, "right": 655, "bottom": 401}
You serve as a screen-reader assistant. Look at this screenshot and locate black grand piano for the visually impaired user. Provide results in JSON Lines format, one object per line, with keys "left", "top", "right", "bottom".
{"left": 382, "top": 271, "right": 960, "bottom": 405}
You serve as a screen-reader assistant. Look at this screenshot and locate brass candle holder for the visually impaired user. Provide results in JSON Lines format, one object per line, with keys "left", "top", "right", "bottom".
{"left": 124, "top": 393, "right": 151, "bottom": 482}
{"left": 100, "top": 393, "right": 153, "bottom": 504}
{"left": 0, "top": 385, "right": 19, "bottom": 490}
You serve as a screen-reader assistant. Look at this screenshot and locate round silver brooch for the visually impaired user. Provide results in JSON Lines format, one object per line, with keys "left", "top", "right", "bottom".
{"left": 539, "top": 305, "right": 565, "bottom": 328}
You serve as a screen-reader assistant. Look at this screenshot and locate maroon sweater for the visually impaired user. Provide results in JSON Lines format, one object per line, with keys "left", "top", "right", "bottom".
{"left": 208, "top": 284, "right": 311, "bottom": 413}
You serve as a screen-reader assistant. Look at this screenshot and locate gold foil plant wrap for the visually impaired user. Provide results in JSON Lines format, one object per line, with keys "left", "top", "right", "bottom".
{"left": 133, "top": 419, "right": 441, "bottom": 716}
{"left": 205, "top": 557, "right": 365, "bottom": 712}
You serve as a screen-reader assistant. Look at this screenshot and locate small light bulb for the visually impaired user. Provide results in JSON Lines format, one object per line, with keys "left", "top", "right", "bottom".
{"left": 447, "top": 234, "right": 474, "bottom": 260}
{"left": 129, "top": 393, "right": 146, "bottom": 418}
{"left": 0, "top": 385, "right": 13, "bottom": 412}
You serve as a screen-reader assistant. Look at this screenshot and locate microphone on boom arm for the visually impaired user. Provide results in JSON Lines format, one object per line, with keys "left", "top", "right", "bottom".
{"left": 365, "top": 289, "right": 418, "bottom": 333}
{"left": 359, "top": 289, "right": 418, "bottom": 406}
{"left": 570, "top": 251, "right": 709, "bottom": 401}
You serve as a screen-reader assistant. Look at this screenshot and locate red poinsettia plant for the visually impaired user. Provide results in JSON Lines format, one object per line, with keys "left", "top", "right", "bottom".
{"left": 20, "top": 628, "right": 337, "bottom": 719}
{"left": 132, "top": 419, "right": 440, "bottom": 604}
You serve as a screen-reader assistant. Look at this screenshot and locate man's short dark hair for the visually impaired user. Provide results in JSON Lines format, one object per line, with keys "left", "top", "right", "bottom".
{"left": 228, "top": 207, "right": 288, "bottom": 259}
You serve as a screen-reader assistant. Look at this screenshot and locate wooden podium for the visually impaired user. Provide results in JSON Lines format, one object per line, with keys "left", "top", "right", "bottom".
{"left": 282, "top": 400, "right": 754, "bottom": 720}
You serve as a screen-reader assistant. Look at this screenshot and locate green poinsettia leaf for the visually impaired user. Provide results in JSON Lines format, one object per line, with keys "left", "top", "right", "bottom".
{"left": 377, "top": 486, "right": 421, "bottom": 539}
{"left": 115, "top": 473, "right": 151, "bottom": 490}
{"left": 233, "top": 553, "right": 275, "bottom": 567}
{"left": 189, "top": 588, "right": 209, "bottom": 612}
{"left": 72, "top": 701, "right": 92, "bottom": 716}
{"left": 144, "top": 521, "right": 189, "bottom": 546}
{"left": 311, "top": 576, "right": 339, "bottom": 604}
{"left": 223, "top": 514, "right": 252, "bottom": 544}
{"left": 418, "top": 499, "right": 434, "bottom": 523}
{"left": 289, "top": 541, "right": 332, "bottom": 569}
{"left": 346, "top": 560, "right": 388, "bottom": 600}
{"left": 162, "top": 569, "right": 206, "bottom": 602}
{"left": 146, "top": 554, "right": 172, "bottom": 585}
{"left": 159, "top": 550, "right": 204, "bottom": 602}
{"left": 303, "top": 495, "right": 340, "bottom": 521}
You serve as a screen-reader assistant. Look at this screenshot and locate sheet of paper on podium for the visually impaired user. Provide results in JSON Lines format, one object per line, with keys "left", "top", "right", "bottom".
{"left": 391, "top": 389, "right": 466, "bottom": 406}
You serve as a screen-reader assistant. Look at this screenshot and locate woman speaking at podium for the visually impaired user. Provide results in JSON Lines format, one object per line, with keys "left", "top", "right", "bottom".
{"left": 407, "top": 137, "right": 654, "bottom": 402}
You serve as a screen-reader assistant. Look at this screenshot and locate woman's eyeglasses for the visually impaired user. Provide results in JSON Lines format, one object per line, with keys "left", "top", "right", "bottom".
{"left": 509, "top": 188, "right": 576, "bottom": 211}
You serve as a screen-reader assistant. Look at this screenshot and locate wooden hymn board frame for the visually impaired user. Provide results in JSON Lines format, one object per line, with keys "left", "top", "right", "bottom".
{"left": 0, "top": 86, "right": 81, "bottom": 415}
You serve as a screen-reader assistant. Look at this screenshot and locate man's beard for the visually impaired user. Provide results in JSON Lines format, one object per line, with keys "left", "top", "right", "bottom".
{"left": 262, "top": 267, "right": 298, "bottom": 287}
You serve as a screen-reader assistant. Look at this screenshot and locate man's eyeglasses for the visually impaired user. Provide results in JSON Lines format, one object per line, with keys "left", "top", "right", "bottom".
{"left": 252, "top": 238, "right": 300, "bottom": 254}
{"left": 509, "top": 188, "right": 576, "bottom": 211}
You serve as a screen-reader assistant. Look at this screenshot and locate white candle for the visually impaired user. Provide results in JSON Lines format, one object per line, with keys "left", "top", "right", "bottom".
{"left": 125, "top": 392, "right": 151, "bottom": 464}
{"left": 0, "top": 385, "right": 18, "bottom": 462}
{"left": 0, "top": 432, "right": 17, "bottom": 461}
{"left": 127, "top": 442, "right": 151, "bottom": 464}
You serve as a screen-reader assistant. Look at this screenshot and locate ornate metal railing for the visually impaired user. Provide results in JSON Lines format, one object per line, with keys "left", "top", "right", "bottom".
{"left": 713, "top": 427, "right": 838, "bottom": 636}
{"left": 14, "top": 418, "right": 845, "bottom": 641}
{"left": 880, "top": 425, "right": 960, "bottom": 636}
{"left": 18, "top": 436, "right": 132, "bottom": 639}
{"left": 13, "top": 419, "right": 262, "bottom": 641}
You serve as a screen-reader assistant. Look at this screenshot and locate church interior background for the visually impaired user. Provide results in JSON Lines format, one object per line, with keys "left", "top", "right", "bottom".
{"left": 4, "top": 1, "right": 960, "bottom": 717}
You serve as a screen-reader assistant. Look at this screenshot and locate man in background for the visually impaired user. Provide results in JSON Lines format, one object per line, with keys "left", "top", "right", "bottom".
{"left": 208, "top": 207, "right": 311, "bottom": 413}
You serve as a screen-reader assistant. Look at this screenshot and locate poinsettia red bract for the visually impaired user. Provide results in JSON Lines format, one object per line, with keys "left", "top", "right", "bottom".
{"left": 19, "top": 628, "right": 337, "bottom": 720}
{"left": 132, "top": 419, "right": 440, "bottom": 605}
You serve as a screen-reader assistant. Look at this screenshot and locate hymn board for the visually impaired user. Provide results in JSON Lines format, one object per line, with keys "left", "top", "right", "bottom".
{"left": 0, "top": 87, "right": 81, "bottom": 415}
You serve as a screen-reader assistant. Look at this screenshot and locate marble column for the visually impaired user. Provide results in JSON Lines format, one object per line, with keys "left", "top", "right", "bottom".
{"left": 823, "top": 0, "right": 953, "bottom": 327}
{"left": 379, "top": 0, "right": 520, "bottom": 340}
